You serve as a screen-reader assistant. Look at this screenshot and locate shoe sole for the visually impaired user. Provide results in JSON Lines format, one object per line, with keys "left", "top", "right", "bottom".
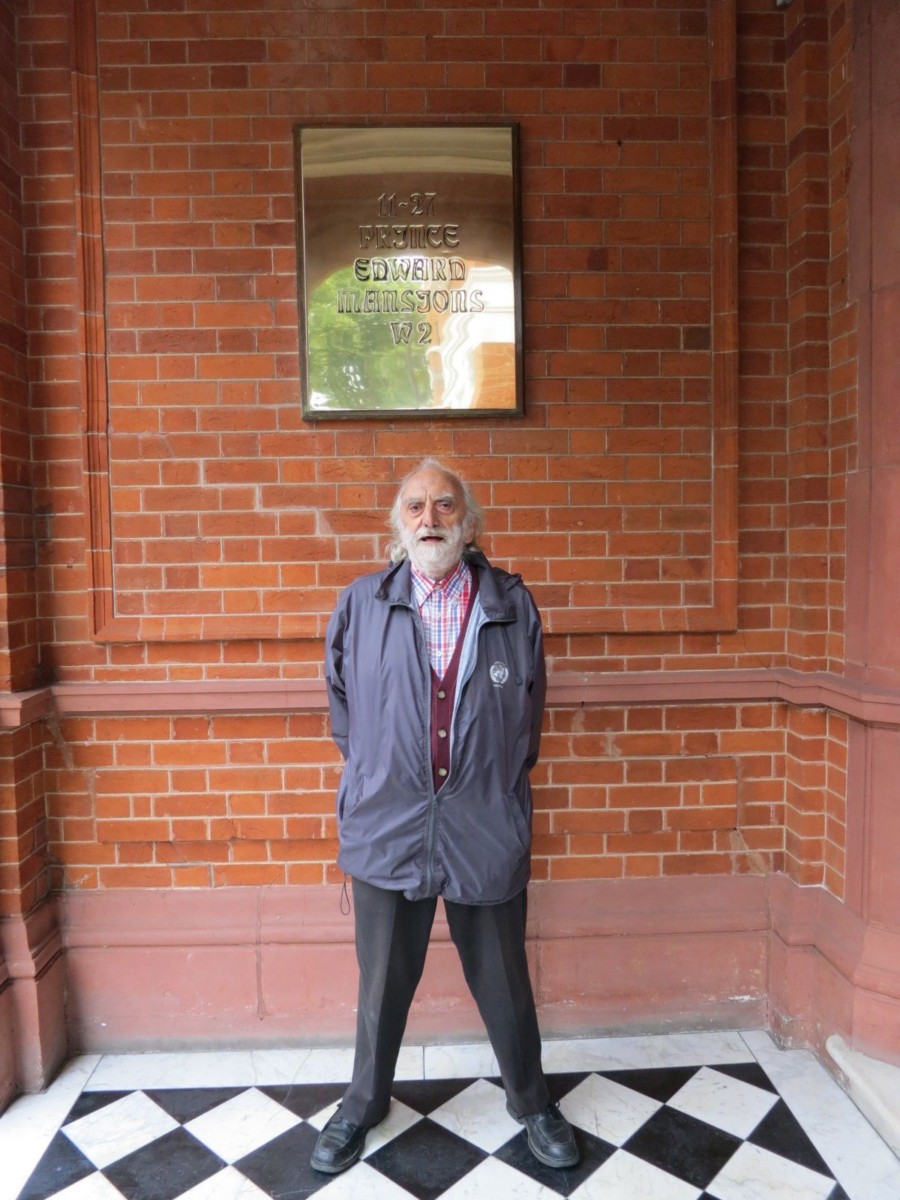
{"left": 310, "top": 1146, "right": 363, "bottom": 1175}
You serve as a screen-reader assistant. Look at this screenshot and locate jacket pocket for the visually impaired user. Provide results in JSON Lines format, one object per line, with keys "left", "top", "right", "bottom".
{"left": 338, "top": 775, "right": 367, "bottom": 825}
{"left": 506, "top": 788, "right": 532, "bottom": 855}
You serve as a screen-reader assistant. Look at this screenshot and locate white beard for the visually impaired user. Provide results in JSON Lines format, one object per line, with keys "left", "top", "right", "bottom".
{"left": 402, "top": 521, "right": 467, "bottom": 579}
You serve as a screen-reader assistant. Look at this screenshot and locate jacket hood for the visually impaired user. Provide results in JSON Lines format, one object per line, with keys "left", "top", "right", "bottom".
{"left": 375, "top": 551, "right": 520, "bottom": 621}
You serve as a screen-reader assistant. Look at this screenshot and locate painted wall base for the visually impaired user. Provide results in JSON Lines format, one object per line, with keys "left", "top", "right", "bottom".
{"left": 0, "top": 961, "right": 16, "bottom": 1112}
{"left": 0, "top": 871, "right": 892, "bottom": 1125}
{"left": 54, "top": 875, "right": 900, "bottom": 1075}
{"left": 57, "top": 876, "right": 768, "bottom": 1052}
{"left": 827, "top": 1034, "right": 900, "bottom": 1159}
{"left": 0, "top": 901, "right": 68, "bottom": 1104}
{"left": 768, "top": 874, "right": 900, "bottom": 1066}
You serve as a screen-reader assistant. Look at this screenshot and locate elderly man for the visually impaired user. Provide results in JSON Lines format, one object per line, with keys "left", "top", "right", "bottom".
{"left": 311, "top": 458, "right": 578, "bottom": 1175}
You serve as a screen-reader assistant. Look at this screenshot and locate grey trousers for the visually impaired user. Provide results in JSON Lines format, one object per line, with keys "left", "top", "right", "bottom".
{"left": 339, "top": 877, "right": 551, "bottom": 1128}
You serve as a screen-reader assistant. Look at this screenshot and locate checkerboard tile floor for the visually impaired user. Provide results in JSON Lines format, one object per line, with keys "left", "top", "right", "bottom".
{"left": 4, "top": 1033, "right": 899, "bottom": 1200}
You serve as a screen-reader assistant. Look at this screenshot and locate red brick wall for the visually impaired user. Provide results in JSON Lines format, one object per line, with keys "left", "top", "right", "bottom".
{"left": 784, "top": 0, "right": 831, "bottom": 669}
{"left": 825, "top": 0, "right": 855, "bottom": 673}
{"left": 1, "top": 0, "right": 52, "bottom": 923}
{"left": 43, "top": 702, "right": 791, "bottom": 890}
{"left": 4, "top": 0, "right": 855, "bottom": 900}
{"left": 539, "top": 702, "right": 788, "bottom": 881}
{"left": 45, "top": 711, "right": 337, "bottom": 890}
{"left": 0, "top": 0, "right": 37, "bottom": 696}
{"left": 0, "top": 723, "right": 49, "bottom": 916}
{"left": 784, "top": 706, "right": 847, "bottom": 890}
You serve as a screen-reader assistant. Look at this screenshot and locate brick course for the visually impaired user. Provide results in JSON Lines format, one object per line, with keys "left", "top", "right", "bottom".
{"left": 44, "top": 703, "right": 790, "bottom": 891}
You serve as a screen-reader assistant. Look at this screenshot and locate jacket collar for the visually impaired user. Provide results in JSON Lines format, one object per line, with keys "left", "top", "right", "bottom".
{"left": 376, "top": 550, "right": 518, "bottom": 621}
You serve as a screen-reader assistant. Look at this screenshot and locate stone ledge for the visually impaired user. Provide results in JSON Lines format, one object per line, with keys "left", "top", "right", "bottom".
{"left": 826, "top": 1034, "right": 900, "bottom": 1160}
{"left": 4, "top": 667, "right": 900, "bottom": 727}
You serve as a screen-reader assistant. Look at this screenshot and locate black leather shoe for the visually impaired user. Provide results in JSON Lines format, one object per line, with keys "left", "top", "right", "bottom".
{"left": 310, "top": 1111, "right": 368, "bottom": 1174}
{"left": 509, "top": 1102, "right": 579, "bottom": 1169}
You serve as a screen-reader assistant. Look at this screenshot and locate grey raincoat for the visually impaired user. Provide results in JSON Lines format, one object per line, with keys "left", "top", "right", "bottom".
{"left": 325, "top": 551, "right": 546, "bottom": 905}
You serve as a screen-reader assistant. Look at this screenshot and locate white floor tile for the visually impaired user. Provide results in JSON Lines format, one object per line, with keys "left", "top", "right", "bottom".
{"left": 247, "top": 1046, "right": 359, "bottom": 1085}
{"left": 174, "top": 1165, "right": 272, "bottom": 1200}
{"left": 82, "top": 1046, "right": 366, "bottom": 1091}
{"left": 307, "top": 1097, "right": 341, "bottom": 1132}
{"left": 63, "top": 1090, "right": 179, "bottom": 1169}
{"left": 0, "top": 1055, "right": 100, "bottom": 1200}
{"left": 571, "top": 1148, "right": 702, "bottom": 1199}
{"left": 742, "top": 1030, "right": 900, "bottom": 1200}
{"left": 559, "top": 1072, "right": 661, "bottom": 1146}
{"left": 361, "top": 1100, "right": 424, "bottom": 1157}
{"left": 706, "top": 1140, "right": 836, "bottom": 1200}
{"left": 628, "top": 1030, "right": 756, "bottom": 1068}
{"left": 84, "top": 1051, "right": 258, "bottom": 1091}
{"left": 393, "top": 1045, "right": 427, "bottom": 1080}
{"left": 541, "top": 1031, "right": 753, "bottom": 1074}
{"left": 184, "top": 1087, "right": 300, "bottom": 1162}
{"left": 429, "top": 1078, "right": 519, "bottom": 1153}
{"left": 313, "top": 1158, "right": 418, "bottom": 1199}
{"left": 441, "top": 1155, "right": 562, "bottom": 1200}
{"left": 667, "top": 1066, "right": 778, "bottom": 1139}
{"left": 424, "top": 1041, "right": 499, "bottom": 1080}
{"left": 46, "top": 1173, "right": 129, "bottom": 1200}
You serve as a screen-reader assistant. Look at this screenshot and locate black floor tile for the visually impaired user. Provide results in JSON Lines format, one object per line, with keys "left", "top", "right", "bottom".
{"left": 623, "top": 1104, "right": 743, "bottom": 1190}
{"left": 235, "top": 1121, "right": 324, "bottom": 1198}
{"left": 749, "top": 1097, "right": 833, "bottom": 1177}
{"left": 16, "top": 1134, "right": 96, "bottom": 1200}
{"left": 546, "top": 1071, "right": 593, "bottom": 1105}
{"left": 258, "top": 1082, "right": 345, "bottom": 1120}
{"left": 493, "top": 1123, "right": 615, "bottom": 1197}
{"left": 365, "top": 1117, "right": 487, "bottom": 1200}
{"left": 63, "top": 1090, "right": 132, "bottom": 1124}
{"left": 601, "top": 1064, "right": 698, "bottom": 1103}
{"left": 103, "top": 1128, "right": 224, "bottom": 1200}
{"left": 391, "top": 1076, "right": 486, "bottom": 1115}
{"left": 145, "top": 1086, "right": 246, "bottom": 1124}
{"left": 711, "top": 1060, "right": 779, "bottom": 1094}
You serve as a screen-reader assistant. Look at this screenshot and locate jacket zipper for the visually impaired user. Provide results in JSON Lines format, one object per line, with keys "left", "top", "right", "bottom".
{"left": 406, "top": 598, "right": 440, "bottom": 897}
{"left": 402, "top": 588, "right": 518, "bottom": 899}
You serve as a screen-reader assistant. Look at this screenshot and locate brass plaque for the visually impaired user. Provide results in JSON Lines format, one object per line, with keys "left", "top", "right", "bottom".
{"left": 294, "top": 125, "right": 522, "bottom": 418}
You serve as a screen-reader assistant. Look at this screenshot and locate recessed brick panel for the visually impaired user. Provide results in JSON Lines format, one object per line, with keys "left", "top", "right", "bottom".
{"left": 65, "top": 0, "right": 740, "bottom": 641}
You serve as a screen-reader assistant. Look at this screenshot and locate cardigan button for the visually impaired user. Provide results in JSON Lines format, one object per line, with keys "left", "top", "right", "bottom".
{"left": 437, "top": 767, "right": 448, "bottom": 777}
{"left": 438, "top": 728, "right": 447, "bottom": 739}
{"left": 437, "top": 689, "right": 446, "bottom": 699}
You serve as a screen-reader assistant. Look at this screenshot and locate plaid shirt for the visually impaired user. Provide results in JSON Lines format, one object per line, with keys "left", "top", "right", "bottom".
{"left": 410, "top": 558, "right": 472, "bottom": 679}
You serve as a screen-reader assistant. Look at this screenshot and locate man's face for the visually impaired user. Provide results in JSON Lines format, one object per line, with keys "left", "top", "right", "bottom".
{"left": 398, "top": 467, "right": 470, "bottom": 580}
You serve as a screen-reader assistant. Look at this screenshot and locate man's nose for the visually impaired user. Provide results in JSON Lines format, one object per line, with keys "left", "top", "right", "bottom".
{"left": 423, "top": 500, "right": 438, "bottom": 524}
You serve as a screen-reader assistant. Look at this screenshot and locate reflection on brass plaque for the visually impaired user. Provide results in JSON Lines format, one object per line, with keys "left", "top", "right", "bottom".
{"left": 294, "top": 125, "right": 522, "bottom": 418}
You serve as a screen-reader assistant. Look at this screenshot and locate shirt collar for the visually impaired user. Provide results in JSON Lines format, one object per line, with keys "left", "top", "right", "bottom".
{"left": 410, "top": 557, "right": 470, "bottom": 606}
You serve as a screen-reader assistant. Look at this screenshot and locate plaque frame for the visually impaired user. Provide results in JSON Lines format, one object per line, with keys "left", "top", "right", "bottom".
{"left": 293, "top": 123, "right": 524, "bottom": 420}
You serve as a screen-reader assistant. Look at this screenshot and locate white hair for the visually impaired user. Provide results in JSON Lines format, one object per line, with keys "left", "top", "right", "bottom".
{"left": 387, "top": 458, "right": 485, "bottom": 563}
